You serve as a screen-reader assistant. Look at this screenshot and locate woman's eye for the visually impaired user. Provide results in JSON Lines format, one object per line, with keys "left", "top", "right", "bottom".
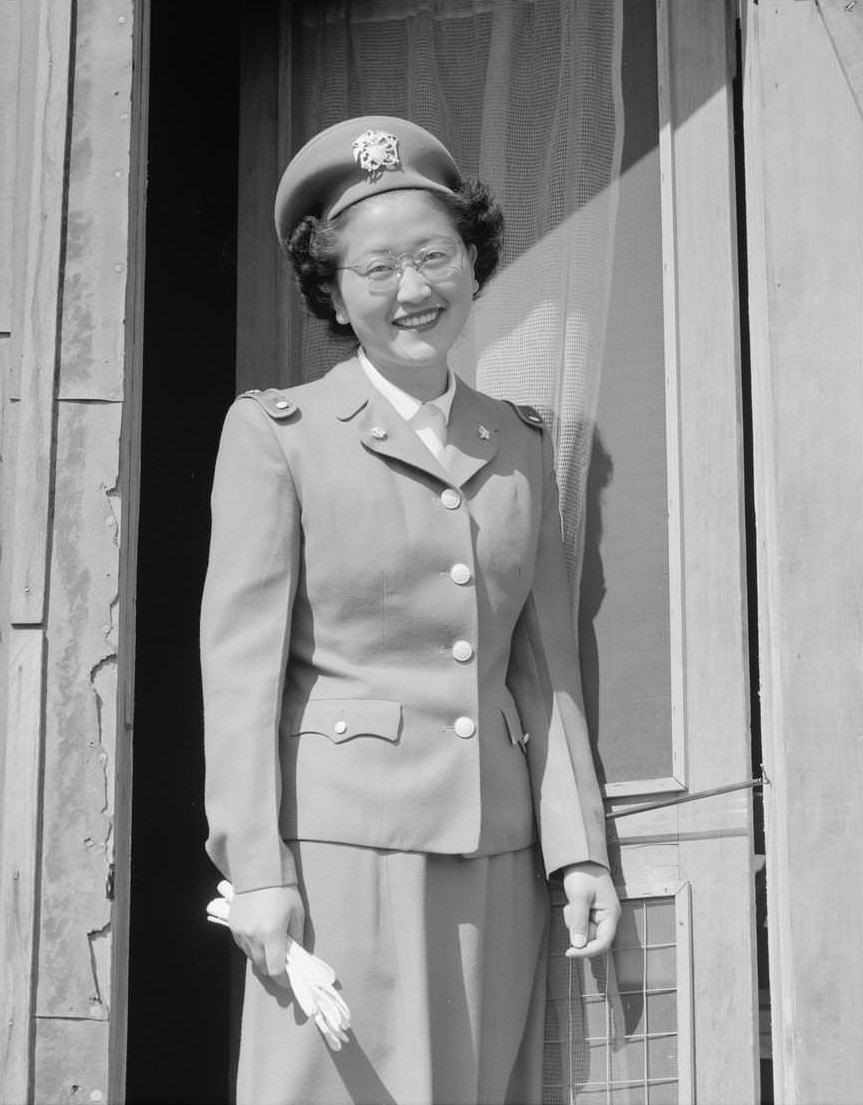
{"left": 420, "top": 249, "right": 449, "bottom": 264}
{"left": 365, "top": 261, "right": 395, "bottom": 278}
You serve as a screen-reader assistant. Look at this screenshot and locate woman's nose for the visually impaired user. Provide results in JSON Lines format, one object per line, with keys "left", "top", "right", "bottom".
{"left": 395, "top": 263, "right": 432, "bottom": 302}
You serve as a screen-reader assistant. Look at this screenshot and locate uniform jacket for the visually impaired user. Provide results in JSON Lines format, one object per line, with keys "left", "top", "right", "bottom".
{"left": 201, "top": 356, "right": 609, "bottom": 893}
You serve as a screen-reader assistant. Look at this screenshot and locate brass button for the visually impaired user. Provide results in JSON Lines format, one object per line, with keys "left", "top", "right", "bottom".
{"left": 452, "top": 640, "right": 474, "bottom": 663}
{"left": 333, "top": 720, "right": 348, "bottom": 735}
{"left": 440, "top": 488, "right": 461, "bottom": 510}
{"left": 450, "top": 563, "right": 471, "bottom": 585}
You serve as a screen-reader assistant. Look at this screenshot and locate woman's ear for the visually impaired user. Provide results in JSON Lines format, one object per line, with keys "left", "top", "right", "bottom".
{"left": 328, "top": 285, "right": 349, "bottom": 327}
{"left": 467, "top": 243, "right": 479, "bottom": 295}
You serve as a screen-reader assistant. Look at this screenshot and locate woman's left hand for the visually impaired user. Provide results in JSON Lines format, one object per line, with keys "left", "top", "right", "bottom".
{"left": 561, "top": 862, "right": 621, "bottom": 958}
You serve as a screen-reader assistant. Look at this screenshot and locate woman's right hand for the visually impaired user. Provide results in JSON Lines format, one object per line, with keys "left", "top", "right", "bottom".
{"left": 228, "top": 885, "right": 306, "bottom": 989}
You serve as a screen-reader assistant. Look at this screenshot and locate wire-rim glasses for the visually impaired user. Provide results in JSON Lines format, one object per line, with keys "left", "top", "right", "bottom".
{"left": 337, "top": 241, "right": 464, "bottom": 291}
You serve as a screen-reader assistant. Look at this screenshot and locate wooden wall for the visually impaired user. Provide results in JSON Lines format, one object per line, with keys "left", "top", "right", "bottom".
{"left": 743, "top": 1, "right": 863, "bottom": 1101}
{"left": 0, "top": 1, "right": 147, "bottom": 1100}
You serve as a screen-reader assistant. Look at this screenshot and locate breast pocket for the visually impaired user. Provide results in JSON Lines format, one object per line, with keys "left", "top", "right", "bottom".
{"left": 291, "top": 699, "right": 403, "bottom": 744}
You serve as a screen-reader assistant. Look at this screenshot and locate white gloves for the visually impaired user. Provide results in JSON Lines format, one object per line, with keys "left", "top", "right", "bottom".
{"left": 206, "top": 880, "right": 352, "bottom": 1051}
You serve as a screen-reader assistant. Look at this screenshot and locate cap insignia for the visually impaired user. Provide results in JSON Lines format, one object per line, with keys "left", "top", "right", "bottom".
{"left": 352, "top": 130, "right": 400, "bottom": 182}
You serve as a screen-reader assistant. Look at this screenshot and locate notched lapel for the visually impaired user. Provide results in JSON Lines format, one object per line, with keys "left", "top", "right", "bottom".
{"left": 445, "top": 380, "right": 501, "bottom": 489}
{"left": 357, "top": 392, "right": 451, "bottom": 482}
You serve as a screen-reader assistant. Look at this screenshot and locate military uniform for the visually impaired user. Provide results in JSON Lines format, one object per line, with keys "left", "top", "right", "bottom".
{"left": 201, "top": 355, "right": 608, "bottom": 1104}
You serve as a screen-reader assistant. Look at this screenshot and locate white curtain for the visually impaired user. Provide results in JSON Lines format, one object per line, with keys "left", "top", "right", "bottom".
{"left": 284, "top": 0, "right": 624, "bottom": 592}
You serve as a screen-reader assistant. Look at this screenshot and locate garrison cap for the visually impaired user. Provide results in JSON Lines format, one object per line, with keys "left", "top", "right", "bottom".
{"left": 274, "top": 115, "right": 462, "bottom": 250}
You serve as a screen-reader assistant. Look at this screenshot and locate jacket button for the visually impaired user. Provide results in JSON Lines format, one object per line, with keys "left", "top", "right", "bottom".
{"left": 451, "top": 640, "right": 474, "bottom": 662}
{"left": 450, "top": 563, "right": 471, "bottom": 585}
{"left": 333, "top": 720, "right": 348, "bottom": 735}
{"left": 454, "top": 716, "right": 476, "bottom": 739}
{"left": 440, "top": 488, "right": 461, "bottom": 510}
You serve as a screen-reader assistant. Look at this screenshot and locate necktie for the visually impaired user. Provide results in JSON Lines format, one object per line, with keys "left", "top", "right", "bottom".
{"left": 411, "top": 403, "right": 448, "bottom": 467}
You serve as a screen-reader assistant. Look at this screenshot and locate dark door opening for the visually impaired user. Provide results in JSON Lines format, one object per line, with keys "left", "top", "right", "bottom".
{"left": 127, "top": 5, "right": 241, "bottom": 1101}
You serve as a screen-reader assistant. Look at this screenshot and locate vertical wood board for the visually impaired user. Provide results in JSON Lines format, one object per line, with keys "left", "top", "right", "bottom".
{"left": 58, "top": 0, "right": 135, "bottom": 401}
{"left": 36, "top": 401, "right": 122, "bottom": 1020}
{"left": 0, "top": 628, "right": 46, "bottom": 1105}
{"left": 0, "top": 0, "right": 21, "bottom": 331}
{"left": 33, "top": 1016, "right": 110, "bottom": 1105}
{"left": 9, "top": 0, "right": 73, "bottom": 624}
{"left": 743, "top": 2, "right": 863, "bottom": 1101}
{"left": 109, "top": 0, "right": 151, "bottom": 1095}
{"left": 669, "top": 0, "right": 752, "bottom": 795}
{"left": 664, "top": 2, "right": 758, "bottom": 1100}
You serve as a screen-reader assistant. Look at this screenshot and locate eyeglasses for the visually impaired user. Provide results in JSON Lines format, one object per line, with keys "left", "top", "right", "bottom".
{"left": 337, "top": 242, "right": 463, "bottom": 290}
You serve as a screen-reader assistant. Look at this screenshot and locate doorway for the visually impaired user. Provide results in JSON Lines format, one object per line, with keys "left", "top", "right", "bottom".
{"left": 126, "top": 3, "right": 762, "bottom": 1102}
{"left": 126, "top": 4, "right": 240, "bottom": 1101}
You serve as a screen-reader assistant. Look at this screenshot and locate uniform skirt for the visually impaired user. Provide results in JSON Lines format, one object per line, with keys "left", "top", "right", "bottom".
{"left": 236, "top": 841, "right": 550, "bottom": 1105}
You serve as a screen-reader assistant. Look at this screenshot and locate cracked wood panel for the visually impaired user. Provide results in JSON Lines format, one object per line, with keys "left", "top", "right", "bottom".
{"left": 58, "top": 0, "right": 135, "bottom": 401}
{"left": 36, "top": 401, "right": 122, "bottom": 1020}
{"left": 9, "top": 0, "right": 73, "bottom": 624}
{"left": 0, "top": 629, "right": 46, "bottom": 1104}
{"left": 0, "top": 0, "right": 20, "bottom": 331}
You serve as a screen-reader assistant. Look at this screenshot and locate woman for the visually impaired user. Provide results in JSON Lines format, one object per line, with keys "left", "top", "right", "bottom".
{"left": 201, "top": 115, "right": 619, "bottom": 1105}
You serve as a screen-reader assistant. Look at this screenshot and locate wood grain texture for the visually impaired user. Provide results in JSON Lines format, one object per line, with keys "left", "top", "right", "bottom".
{"left": 743, "top": 2, "right": 863, "bottom": 1101}
{"left": 33, "top": 1016, "right": 110, "bottom": 1105}
{"left": 36, "top": 400, "right": 122, "bottom": 1020}
{"left": 0, "top": 0, "right": 21, "bottom": 332}
{"left": 58, "top": 0, "right": 135, "bottom": 401}
{"left": 9, "top": 0, "right": 73, "bottom": 623}
{"left": 661, "top": 1, "right": 759, "bottom": 1099}
{"left": 108, "top": 2, "right": 150, "bottom": 1097}
{"left": 0, "top": 628, "right": 46, "bottom": 1104}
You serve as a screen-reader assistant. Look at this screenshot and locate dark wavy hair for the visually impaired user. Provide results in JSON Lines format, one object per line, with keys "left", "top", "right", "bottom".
{"left": 286, "top": 179, "right": 505, "bottom": 338}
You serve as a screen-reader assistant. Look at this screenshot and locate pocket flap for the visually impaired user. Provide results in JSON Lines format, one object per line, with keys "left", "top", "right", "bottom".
{"left": 501, "top": 702, "right": 529, "bottom": 747}
{"left": 292, "top": 699, "right": 402, "bottom": 744}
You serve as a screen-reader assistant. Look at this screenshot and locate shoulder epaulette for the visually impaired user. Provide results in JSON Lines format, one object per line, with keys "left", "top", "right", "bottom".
{"left": 506, "top": 401, "right": 545, "bottom": 429}
{"left": 239, "top": 388, "right": 298, "bottom": 420}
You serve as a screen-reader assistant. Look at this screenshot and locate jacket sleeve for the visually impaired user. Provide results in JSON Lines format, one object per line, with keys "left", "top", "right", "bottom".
{"left": 200, "top": 397, "right": 300, "bottom": 893}
{"left": 507, "top": 426, "right": 610, "bottom": 878}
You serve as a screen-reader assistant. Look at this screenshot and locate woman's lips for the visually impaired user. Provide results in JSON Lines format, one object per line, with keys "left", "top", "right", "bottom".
{"left": 392, "top": 307, "right": 443, "bottom": 331}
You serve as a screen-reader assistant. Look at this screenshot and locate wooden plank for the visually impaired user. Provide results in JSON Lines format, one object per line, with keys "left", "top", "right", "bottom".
{"left": 108, "top": 1, "right": 150, "bottom": 1097}
{"left": 664, "top": 1, "right": 759, "bottom": 1101}
{"left": 0, "top": 0, "right": 21, "bottom": 332}
{"left": 743, "top": 2, "right": 863, "bottom": 1101}
{"left": 58, "top": 0, "right": 135, "bottom": 401}
{"left": 36, "top": 401, "right": 122, "bottom": 1020}
{"left": 236, "top": 1, "right": 280, "bottom": 392}
{"left": 0, "top": 337, "right": 13, "bottom": 799}
{"left": 33, "top": 1016, "right": 110, "bottom": 1105}
{"left": 9, "top": 0, "right": 74, "bottom": 623}
{"left": 0, "top": 628, "right": 46, "bottom": 1105}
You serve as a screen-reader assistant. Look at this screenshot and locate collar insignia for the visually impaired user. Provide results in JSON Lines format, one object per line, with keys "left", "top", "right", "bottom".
{"left": 352, "top": 130, "right": 400, "bottom": 181}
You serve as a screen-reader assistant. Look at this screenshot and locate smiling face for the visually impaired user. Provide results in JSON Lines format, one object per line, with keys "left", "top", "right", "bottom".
{"left": 329, "top": 190, "right": 477, "bottom": 397}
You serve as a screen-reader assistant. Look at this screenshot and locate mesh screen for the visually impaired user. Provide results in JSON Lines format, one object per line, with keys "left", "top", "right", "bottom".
{"left": 284, "top": 0, "right": 623, "bottom": 594}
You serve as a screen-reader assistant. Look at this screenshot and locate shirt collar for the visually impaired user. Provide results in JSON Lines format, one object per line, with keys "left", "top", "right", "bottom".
{"left": 358, "top": 347, "right": 456, "bottom": 426}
